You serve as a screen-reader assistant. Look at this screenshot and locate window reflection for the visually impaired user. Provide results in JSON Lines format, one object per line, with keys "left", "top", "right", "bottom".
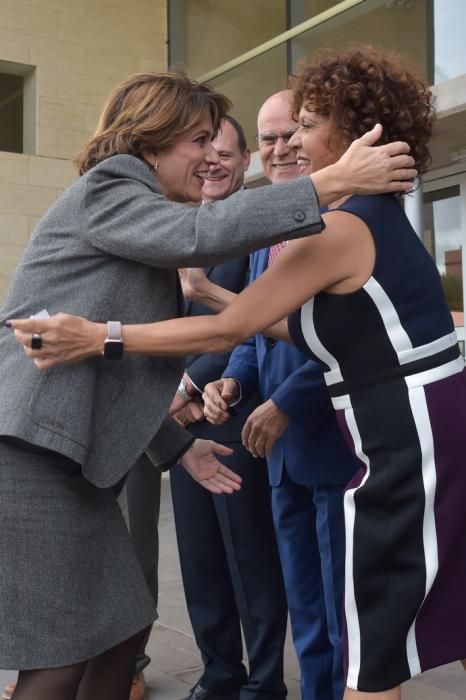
{"left": 0, "top": 72, "right": 23, "bottom": 154}
{"left": 424, "top": 186, "right": 463, "bottom": 326}
{"left": 210, "top": 44, "right": 289, "bottom": 152}
{"left": 289, "top": 0, "right": 431, "bottom": 84}
{"left": 434, "top": 0, "right": 466, "bottom": 83}
{"left": 170, "top": 0, "right": 286, "bottom": 77}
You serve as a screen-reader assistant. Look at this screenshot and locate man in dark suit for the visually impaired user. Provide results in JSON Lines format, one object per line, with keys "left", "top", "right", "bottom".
{"left": 202, "top": 92, "right": 358, "bottom": 700}
{"left": 170, "top": 116, "right": 288, "bottom": 700}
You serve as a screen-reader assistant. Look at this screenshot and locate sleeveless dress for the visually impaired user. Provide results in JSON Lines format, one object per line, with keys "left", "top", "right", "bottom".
{"left": 288, "top": 193, "right": 466, "bottom": 692}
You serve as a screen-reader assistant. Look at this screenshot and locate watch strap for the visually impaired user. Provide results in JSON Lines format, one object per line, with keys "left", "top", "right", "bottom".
{"left": 102, "top": 321, "right": 124, "bottom": 359}
{"left": 107, "top": 321, "right": 122, "bottom": 340}
{"left": 177, "top": 379, "right": 192, "bottom": 402}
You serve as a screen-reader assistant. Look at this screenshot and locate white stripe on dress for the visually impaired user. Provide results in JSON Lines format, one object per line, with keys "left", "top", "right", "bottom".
{"left": 405, "top": 384, "right": 439, "bottom": 677}
{"left": 398, "top": 331, "right": 458, "bottom": 365}
{"left": 343, "top": 405, "right": 371, "bottom": 690}
{"left": 300, "top": 297, "right": 343, "bottom": 385}
{"left": 331, "top": 393, "right": 352, "bottom": 411}
{"left": 331, "top": 356, "right": 463, "bottom": 410}
{"left": 363, "top": 275, "right": 440, "bottom": 676}
{"left": 404, "top": 356, "right": 464, "bottom": 389}
{"left": 363, "top": 277, "right": 413, "bottom": 353}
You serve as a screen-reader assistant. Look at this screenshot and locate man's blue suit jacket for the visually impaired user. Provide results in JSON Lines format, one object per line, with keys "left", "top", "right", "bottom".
{"left": 224, "top": 247, "right": 357, "bottom": 488}
{"left": 184, "top": 256, "right": 261, "bottom": 443}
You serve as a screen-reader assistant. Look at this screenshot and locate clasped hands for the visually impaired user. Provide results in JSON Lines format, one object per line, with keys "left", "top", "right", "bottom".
{"left": 171, "top": 374, "right": 289, "bottom": 497}
{"left": 168, "top": 373, "right": 243, "bottom": 495}
{"left": 203, "top": 378, "right": 289, "bottom": 458}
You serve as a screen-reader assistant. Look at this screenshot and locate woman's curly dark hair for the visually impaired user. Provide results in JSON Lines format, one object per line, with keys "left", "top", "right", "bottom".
{"left": 291, "top": 46, "right": 435, "bottom": 175}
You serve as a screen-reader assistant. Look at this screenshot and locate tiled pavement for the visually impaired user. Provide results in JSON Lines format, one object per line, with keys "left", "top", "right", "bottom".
{"left": 1, "top": 476, "right": 465, "bottom": 699}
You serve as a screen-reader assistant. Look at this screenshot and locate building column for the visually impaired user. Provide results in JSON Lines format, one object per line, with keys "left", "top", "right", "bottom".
{"left": 404, "top": 179, "right": 425, "bottom": 238}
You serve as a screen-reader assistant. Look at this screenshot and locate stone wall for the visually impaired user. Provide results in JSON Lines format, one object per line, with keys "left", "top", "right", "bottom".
{"left": 0, "top": 0, "right": 167, "bottom": 301}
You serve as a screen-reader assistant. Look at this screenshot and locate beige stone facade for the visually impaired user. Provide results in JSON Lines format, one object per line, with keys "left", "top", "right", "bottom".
{"left": 0, "top": 0, "right": 167, "bottom": 301}
{"left": 2, "top": 0, "right": 465, "bottom": 311}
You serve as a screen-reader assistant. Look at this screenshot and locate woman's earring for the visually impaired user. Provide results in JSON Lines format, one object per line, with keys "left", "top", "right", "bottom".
{"left": 153, "top": 161, "right": 159, "bottom": 172}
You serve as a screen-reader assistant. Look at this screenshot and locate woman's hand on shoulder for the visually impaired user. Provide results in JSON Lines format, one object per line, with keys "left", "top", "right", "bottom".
{"left": 334, "top": 123, "right": 417, "bottom": 196}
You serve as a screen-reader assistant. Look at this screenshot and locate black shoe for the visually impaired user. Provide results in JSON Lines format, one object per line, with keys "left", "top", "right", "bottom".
{"left": 179, "top": 684, "right": 240, "bottom": 700}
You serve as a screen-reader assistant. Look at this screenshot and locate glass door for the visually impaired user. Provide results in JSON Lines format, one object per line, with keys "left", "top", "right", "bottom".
{"left": 423, "top": 171, "right": 466, "bottom": 352}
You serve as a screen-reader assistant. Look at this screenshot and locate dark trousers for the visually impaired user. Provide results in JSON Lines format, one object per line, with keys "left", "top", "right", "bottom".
{"left": 170, "top": 444, "right": 288, "bottom": 700}
{"left": 118, "top": 453, "right": 161, "bottom": 674}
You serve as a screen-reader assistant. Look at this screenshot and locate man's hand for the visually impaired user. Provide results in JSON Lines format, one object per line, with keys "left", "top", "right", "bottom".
{"left": 203, "top": 378, "right": 240, "bottom": 425}
{"left": 169, "top": 373, "right": 197, "bottom": 415}
{"left": 179, "top": 267, "right": 209, "bottom": 301}
{"left": 170, "top": 392, "right": 189, "bottom": 415}
{"left": 181, "top": 439, "right": 241, "bottom": 494}
{"left": 241, "top": 399, "right": 289, "bottom": 458}
{"left": 173, "top": 398, "right": 205, "bottom": 427}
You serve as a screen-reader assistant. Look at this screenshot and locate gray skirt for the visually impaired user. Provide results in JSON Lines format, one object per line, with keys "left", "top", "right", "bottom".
{"left": 0, "top": 439, "right": 156, "bottom": 670}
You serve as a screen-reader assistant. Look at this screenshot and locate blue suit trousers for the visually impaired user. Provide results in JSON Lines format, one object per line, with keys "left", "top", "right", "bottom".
{"left": 272, "top": 471, "right": 346, "bottom": 700}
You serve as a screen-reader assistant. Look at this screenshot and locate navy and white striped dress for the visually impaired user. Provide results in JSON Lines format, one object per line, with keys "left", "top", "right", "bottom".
{"left": 288, "top": 193, "right": 466, "bottom": 692}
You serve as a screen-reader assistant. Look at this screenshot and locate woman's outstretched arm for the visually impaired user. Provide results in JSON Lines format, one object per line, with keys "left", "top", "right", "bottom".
{"left": 180, "top": 267, "right": 291, "bottom": 342}
{"left": 8, "top": 210, "right": 374, "bottom": 368}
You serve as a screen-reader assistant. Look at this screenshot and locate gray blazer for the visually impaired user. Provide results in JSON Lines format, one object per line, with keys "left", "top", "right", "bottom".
{"left": 0, "top": 154, "right": 322, "bottom": 488}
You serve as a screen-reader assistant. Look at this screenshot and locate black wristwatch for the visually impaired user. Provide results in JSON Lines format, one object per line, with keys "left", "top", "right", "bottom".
{"left": 102, "top": 321, "right": 124, "bottom": 360}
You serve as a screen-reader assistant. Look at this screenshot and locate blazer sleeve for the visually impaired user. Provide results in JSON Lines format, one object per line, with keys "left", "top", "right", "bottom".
{"left": 221, "top": 337, "right": 260, "bottom": 400}
{"left": 144, "top": 415, "right": 194, "bottom": 471}
{"left": 270, "top": 360, "right": 333, "bottom": 433}
{"left": 186, "top": 350, "right": 236, "bottom": 393}
{"left": 83, "top": 159, "right": 323, "bottom": 268}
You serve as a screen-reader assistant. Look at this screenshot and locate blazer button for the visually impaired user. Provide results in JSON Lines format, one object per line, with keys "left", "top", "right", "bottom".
{"left": 293, "top": 210, "right": 305, "bottom": 222}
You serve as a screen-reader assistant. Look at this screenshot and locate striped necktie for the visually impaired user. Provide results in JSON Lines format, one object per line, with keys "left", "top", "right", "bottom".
{"left": 267, "top": 241, "right": 287, "bottom": 267}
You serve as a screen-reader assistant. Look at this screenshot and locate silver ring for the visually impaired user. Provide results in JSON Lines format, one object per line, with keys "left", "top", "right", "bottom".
{"left": 31, "top": 333, "right": 42, "bottom": 350}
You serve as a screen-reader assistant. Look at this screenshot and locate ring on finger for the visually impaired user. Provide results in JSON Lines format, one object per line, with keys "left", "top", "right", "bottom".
{"left": 31, "top": 332, "right": 42, "bottom": 350}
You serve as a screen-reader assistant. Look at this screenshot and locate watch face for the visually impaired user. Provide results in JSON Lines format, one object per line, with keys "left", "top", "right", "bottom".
{"left": 103, "top": 339, "right": 124, "bottom": 360}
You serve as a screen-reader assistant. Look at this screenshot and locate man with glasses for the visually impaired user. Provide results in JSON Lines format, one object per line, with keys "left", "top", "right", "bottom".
{"left": 170, "top": 115, "right": 288, "bottom": 700}
{"left": 202, "top": 91, "right": 358, "bottom": 700}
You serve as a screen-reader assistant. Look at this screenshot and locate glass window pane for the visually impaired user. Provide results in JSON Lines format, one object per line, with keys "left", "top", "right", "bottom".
{"left": 176, "top": 0, "right": 287, "bottom": 77}
{"left": 183, "top": 0, "right": 464, "bottom": 172}
{"left": 290, "top": 0, "right": 431, "bottom": 84}
{"left": 209, "top": 44, "right": 289, "bottom": 151}
{"left": 207, "top": 1, "right": 434, "bottom": 151}
{"left": 0, "top": 72, "right": 23, "bottom": 154}
{"left": 434, "top": 0, "right": 466, "bottom": 83}
{"left": 423, "top": 186, "right": 463, "bottom": 326}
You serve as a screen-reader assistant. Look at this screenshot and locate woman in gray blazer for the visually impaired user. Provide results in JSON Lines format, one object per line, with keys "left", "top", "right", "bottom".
{"left": 0, "top": 69, "right": 415, "bottom": 700}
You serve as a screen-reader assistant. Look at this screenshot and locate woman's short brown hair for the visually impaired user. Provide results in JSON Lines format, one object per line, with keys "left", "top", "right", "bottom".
{"left": 291, "top": 46, "right": 435, "bottom": 175}
{"left": 76, "top": 71, "right": 231, "bottom": 175}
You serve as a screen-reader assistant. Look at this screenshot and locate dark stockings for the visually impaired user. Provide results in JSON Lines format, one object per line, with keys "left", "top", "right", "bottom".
{"left": 76, "top": 626, "right": 150, "bottom": 700}
{"left": 12, "top": 626, "right": 150, "bottom": 700}
{"left": 12, "top": 662, "right": 87, "bottom": 700}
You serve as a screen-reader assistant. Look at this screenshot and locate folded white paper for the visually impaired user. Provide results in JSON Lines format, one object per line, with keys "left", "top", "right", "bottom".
{"left": 30, "top": 309, "right": 50, "bottom": 319}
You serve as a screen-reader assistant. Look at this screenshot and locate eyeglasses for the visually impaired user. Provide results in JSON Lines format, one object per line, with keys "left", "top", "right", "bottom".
{"left": 254, "top": 129, "right": 298, "bottom": 147}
